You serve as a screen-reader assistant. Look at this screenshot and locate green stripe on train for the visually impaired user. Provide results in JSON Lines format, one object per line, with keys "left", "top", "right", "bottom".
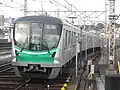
{"left": 15, "top": 46, "right": 56, "bottom": 64}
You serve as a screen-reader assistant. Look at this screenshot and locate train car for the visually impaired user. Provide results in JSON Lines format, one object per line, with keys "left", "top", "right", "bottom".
{"left": 11, "top": 15, "right": 102, "bottom": 79}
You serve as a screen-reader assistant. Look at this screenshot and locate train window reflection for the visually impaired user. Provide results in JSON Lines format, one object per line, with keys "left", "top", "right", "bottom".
{"left": 15, "top": 23, "right": 29, "bottom": 49}
{"left": 44, "top": 24, "right": 61, "bottom": 49}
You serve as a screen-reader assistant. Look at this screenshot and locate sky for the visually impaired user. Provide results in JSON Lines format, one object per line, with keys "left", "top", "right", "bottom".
{"left": 0, "top": 0, "right": 119, "bottom": 18}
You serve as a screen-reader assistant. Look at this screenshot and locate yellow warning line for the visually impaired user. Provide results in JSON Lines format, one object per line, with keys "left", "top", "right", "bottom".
{"left": 61, "top": 83, "right": 67, "bottom": 90}
{"left": 60, "top": 76, "right": 71, "bottom": 90}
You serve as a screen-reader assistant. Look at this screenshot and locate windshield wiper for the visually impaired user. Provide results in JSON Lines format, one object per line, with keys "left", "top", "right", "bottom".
{"left": 16, "top": 36, "right": 28, "bottom": 56}
{"left": 43, "top": 39, "right": 51, "bottom": 55}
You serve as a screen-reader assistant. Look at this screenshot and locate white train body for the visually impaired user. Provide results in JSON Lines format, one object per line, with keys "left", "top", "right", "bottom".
{"left": 12, "top": 16, "right": 103, "bottom": 79}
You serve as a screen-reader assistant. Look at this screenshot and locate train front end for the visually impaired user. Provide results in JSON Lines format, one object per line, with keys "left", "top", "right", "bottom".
{"left": 11, "top": 16, "right": 62, "bottom": 79}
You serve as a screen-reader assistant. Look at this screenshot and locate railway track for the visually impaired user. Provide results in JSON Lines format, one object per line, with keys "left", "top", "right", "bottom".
{"left": 0, "top": 50, "right": 101, "bottom": 90}
{"left": 0, "top": 42, "right": 12, "bottom": 64}
{"left": 0, "top": 42, "right": 12, "bottom": 58}
{"left": 0, "top": 62, "right": 13, "bottom": 73}
{"left": 0, "top": 72, "right": 71, "bottom": 90}
{"left": 0, "top": 43, "right": 12, "bottom": 51}
{"left": 0, "top": 51, "right": 11, "bottom": 56}
{"left": 0, "top": 58, "right": 72, "bottom": 90}
{"left": 0, "top": 42, "right": 12, "bottom": 47}
{"left": 0, "top": 45, "right": 74, "bottom": 89}
{"left": 75, "top": 51, "right": 101, "bottom": 90}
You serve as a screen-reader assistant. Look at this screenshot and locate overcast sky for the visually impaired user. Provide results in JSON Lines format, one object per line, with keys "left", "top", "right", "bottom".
{"left": 0, "top": 0, "right": 119, "bottom": 18}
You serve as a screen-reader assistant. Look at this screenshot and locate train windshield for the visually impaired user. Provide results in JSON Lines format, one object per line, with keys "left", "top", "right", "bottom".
{"left": 30, "top": 23, "right": 43, "bottom": 51}
{"left": 30, "top": 23, "right": 61, "bottom": 51}
{"left": 14, "top": 23, "right": 29, "bottom": 49}
{"left": 14, "top": 22, "right": 61, "bottom": 51}
{"left": 43, "top": 24, "right": 61, "bottom": 49}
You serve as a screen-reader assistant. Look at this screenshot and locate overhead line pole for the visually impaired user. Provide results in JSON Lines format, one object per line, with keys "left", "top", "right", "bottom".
{"left": 24, "top": 0, "right": 27, "bottom": 16}
{"left": 108, "top": 0, "right": 116, "bottom": 72}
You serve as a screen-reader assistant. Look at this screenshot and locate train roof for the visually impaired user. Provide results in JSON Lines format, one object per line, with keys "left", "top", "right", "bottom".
{"left": 15, "top": 16, "right": 101, "bottom": 38}
{"left": 15, "top": 15, "right": 63, "bottom": 24}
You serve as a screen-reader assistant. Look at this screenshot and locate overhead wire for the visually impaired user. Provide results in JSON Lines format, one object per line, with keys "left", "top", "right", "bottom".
{"left": 64, "top": 0, "right": 79, "bottom": 11}
{"left": 63, "top": 0, "right": 80, "bottom": 19}
{"left": 64, "top": 0, "right": 70, "bottom": 5}
{"left": 12, "top": 0, "right": 24, "bottom": 7}
{"left": 64, "top": 0, "right": 72, "bottom": 11}
{"left": 0, "top": 4, "right": 21, "bottom": 8}
{"left": 49, "top": 0, "right": 64, "bottom": 11}
{"left": 52, "top": 0, "right": 69, "bottom": 10}
{"left": 1, "top": 0, "right": 22, "bottom": 8}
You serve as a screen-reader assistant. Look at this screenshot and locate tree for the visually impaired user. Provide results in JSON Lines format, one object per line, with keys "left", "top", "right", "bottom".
{"left": 95, "top": 23, "right": 105, "bottom": 31}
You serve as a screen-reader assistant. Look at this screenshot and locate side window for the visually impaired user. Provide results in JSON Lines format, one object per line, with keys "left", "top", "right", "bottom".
{"left": 71, "top": 31, "right": 73, "bottom": 45}
{"left": 63, "top": 29, "right": 66, "bottom": 48}
{"left": 82, "top": 35, "right": 85, "bottom": 48}
{"left": 68, "top": 31, "right": 71, "bottom": 45}
{"left": 89, "top": 36, "right": 92, "bottom": 44}
{"left": 67, "top": 30, "right": 69, "bottom": 46}
{"left": 70, "top": 31, "right": 71, "bottom": 45}
{"left": 74, "top": 32, "right": 76, "bottom": 44}
{"left": 65, "top": 30, "right": 68, "bottom": 47}
{"left": 83, "top": 35, "right": 85, "bottom": 42}
{"left": 94, "top": 38, "right": 96, "bottom": 45}
{"left": 87, "top": 36, "right": 90, "bottom": 44}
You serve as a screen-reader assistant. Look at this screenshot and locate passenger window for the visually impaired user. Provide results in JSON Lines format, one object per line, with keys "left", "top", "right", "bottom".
{"left": 74, "top": 32, "right": 76, "bottom": 44}
{"left": 65, "top": 30, "right": 68, "bottom": 47}
{"left": 63, "top": 29, "right": 66, "bottom": 48}
{"left": 68, "top": 31, "right": 71, "bottom": 45}
{"left": 71, "top": 31, "right": 73, "bottom": 45}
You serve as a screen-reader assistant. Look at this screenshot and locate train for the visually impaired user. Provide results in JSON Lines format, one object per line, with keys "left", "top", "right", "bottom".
{"left": 11, "top": 15, "right": 103, "bottom": 79}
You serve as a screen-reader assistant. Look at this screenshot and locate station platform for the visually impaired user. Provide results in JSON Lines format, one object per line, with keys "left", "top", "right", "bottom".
{"left": 96, "top": 48, "right": 120, "bottom": 90}
{"left": 96, "top": 76, "right": 105, "bottom": 90}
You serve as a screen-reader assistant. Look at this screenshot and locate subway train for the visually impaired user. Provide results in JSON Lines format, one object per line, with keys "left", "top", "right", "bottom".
{"left": 11, "top": 15, "right": 103, "bottom": 79}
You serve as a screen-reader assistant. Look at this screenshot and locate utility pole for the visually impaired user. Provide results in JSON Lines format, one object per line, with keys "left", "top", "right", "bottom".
{"left": 24, "top": 0, "right": 27, "bottom": 16}
{"left": 108, "top": 0, "right": 117, "bottom": 73}
{"left": 105, "top": 0, "right": 108, "bottom": 49}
